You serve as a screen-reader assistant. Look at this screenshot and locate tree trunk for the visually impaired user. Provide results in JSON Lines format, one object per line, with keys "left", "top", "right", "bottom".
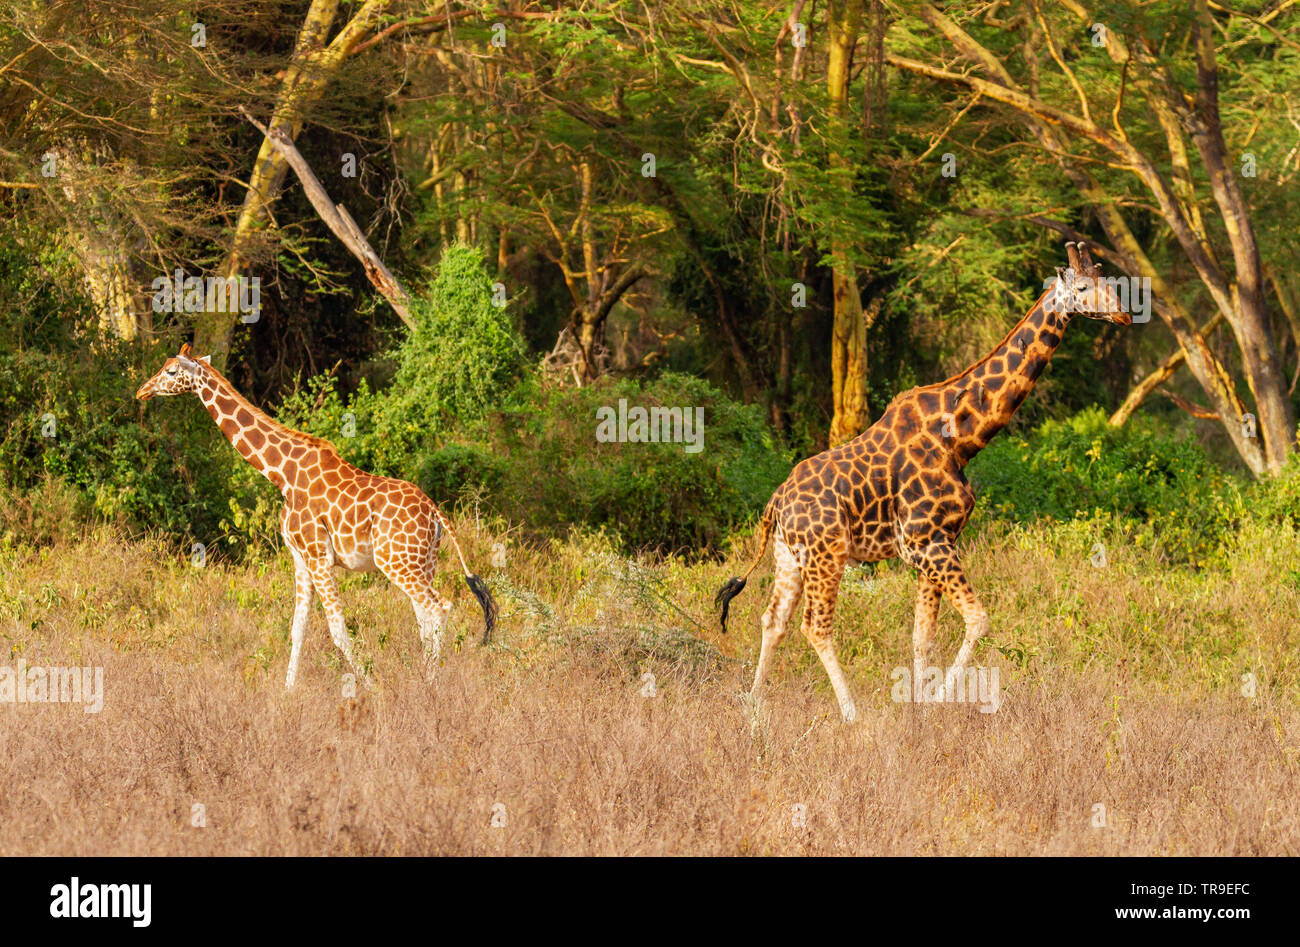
{"left": 826, "top": 0, "right": 871, "bottom": 447}
{"left": 889, "top": 2, "right": 1288, "bottom": 474}
{"left": 193, "top": 0, "right": 395, "bottom": 366}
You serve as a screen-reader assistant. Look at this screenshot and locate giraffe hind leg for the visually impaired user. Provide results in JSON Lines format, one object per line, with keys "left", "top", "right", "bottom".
{"left": 749, "top": 537, "right": 804, "bottom": 701}
{"left": 798, "top": 550, "right": 855, "bottom": 723}
{"left": 377, "top": 546, "right": 452, "bottom": 680}
{"left": 911, "top": 573, "right": 942, "bottom": 703}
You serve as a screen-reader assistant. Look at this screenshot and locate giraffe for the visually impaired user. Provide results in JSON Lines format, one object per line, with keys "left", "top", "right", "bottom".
{"left": 716, "top": 242, "right": 1132, "bottom": 722}
{"left": 136, "top": 345, "right": 498, "bottom": 688}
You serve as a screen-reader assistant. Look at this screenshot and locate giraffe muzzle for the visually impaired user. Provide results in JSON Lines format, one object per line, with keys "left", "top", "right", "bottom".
{"left": 135, "top": 382, "right": 156, "bottom": 401}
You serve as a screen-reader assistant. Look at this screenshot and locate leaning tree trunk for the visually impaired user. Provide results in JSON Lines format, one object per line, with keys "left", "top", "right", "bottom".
{"left": 193, "top": 0, "right": 395, "bottom": 365}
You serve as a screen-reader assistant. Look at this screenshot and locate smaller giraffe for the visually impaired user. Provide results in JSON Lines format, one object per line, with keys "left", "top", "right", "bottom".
{"left": 716, "top": 242, "right": 1131, "bottom": 721}
{"left": 137, "top": 346, "right": 497, "bottom": 688}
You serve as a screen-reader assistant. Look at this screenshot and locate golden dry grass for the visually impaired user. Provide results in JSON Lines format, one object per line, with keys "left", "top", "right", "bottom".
{"left": 1, "top": 516, "right": 1298, "bottom": 855}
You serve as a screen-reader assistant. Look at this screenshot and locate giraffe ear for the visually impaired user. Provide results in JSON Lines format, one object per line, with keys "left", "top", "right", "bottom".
{"left": 199, "top": 355, "right": 211, "bottom": 365}
{"left": 179, "top": 343, "right": 192, "bottom": 358}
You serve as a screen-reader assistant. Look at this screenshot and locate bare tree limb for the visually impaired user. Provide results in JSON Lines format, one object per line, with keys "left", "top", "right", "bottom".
{"left": 240, "top": 107, "right": 414, "bottom": 330}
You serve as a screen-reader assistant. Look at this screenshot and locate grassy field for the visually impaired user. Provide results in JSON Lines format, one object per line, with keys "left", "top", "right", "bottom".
{"left": 1, "top": 509, "right": 1298, "bottom": 855}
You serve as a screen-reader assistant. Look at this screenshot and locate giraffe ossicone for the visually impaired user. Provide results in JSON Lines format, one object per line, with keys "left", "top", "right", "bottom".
{"left": 716, "top": 242, "right": 1131, "bottom": 722}
{"left": 137, "top": 343, "right": 498, "bottom": 688}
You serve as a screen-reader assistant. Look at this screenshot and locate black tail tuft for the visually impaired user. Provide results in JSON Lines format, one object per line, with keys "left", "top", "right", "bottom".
{"left": 464, "top": 573, "right": 498, "bottom": 644}
{"left": 713, "top": 576, "right": 747, "bottom": 634}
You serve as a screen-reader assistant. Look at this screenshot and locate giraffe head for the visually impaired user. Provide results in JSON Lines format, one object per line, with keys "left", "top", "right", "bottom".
{"left": 136, "top": 343, "right": 211, "bottom": 401}
{"left": 1046, "top": 241, "right": 1133, "bottom": 325}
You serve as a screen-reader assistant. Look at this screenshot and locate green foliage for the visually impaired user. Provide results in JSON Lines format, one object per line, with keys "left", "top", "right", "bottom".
{"left": 276, "top": 243, "right": 524, "bottom": 477}
{"left": 0, "top": 230, "right": 258, "bottom": 551}
{"left": 417, "top": 443, "right": 506, "bottom": 505}
{"left": 474, "top": 372, "right": 792, "bottom": 554}
{"left": 266, "top": 366, "right": 790, "bottom": 556}
{"left": 390, "top": 243, "right": 525, "bottom": 428}
{"left": 967, "top": 407, "right": 1243, "bottom": 566}
{"left": 267, "top": 246, "right": 788, "bottom": 556}
{"left": 1242, "top": 447, "right": 1300, "bottom": 532}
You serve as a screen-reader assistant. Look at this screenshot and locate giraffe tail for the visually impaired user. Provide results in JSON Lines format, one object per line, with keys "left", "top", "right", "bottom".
{"left": 433, "top": 509, "right": 499, "bottom": 645}
{"left": 713, "top": 500, "right": 777, "bottom": 634}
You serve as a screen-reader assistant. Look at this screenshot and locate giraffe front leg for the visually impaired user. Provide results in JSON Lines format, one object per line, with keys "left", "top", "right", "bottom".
{"left": 911, "top": 574, "right": 942, "bottom": 703}
{"left": 912, "top": 542, "right": 989, "bottom": 701}
{"left": 285, "top": 550, "right": 313, "bottom": 690}
{"left": 309, "top": 563, "right": 369, "bottom": 688}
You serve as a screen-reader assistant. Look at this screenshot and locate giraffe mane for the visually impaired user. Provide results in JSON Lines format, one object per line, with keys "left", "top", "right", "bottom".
{"left": 919, "top": 284, "right": 1056, "bottom": 394}
{"left": 201, "top": 361, "right": 345, "bottom": 459}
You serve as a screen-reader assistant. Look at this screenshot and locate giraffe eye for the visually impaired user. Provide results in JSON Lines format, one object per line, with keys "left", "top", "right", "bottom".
{"left": 166, "top": 367, "right": 178, "bottom": 375}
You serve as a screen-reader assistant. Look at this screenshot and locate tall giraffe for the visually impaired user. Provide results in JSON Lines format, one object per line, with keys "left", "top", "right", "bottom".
{"left": 716, "top": 242, "right": 1132, "bottom": 721}
{"left": 136, "top": 346, "right": 497, "bottom": 688}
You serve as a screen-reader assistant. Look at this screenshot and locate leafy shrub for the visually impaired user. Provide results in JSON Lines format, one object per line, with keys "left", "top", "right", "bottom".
{"left": 1242, "top": 447, "right": 1300, "bottom": 531}
{"left": 270, "top": 365, "right": 791, "bottom": 555}
{"left": 269, "top": 245, "right": 788, "bottom": 555}
{"left": 967, "top": 407, "right": 1242, "bottom": 566}
{"left": 474, "top": 372, "right": 791, "bottom": 554}
{"left": 276, "top": 242, "right": 525, "bottom": 477}
{"left": 0, "top": 232, "right": 261, "bottom": 551}
{"left": 416, "top": 443, "right": 506, "bottom": 503}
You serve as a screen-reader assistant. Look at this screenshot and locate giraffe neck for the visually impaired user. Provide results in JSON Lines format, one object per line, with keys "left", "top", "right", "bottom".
{"left": 942, "top": 289, "right": 1073, "bottom": 467}
{"left": 194, "top": 367, "right": 327, "bottom": 494}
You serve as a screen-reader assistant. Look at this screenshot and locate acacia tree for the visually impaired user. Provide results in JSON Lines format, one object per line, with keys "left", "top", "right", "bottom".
{"left": 192, "top": 0, "right": 401, "bottom": 365}
{"left": 825, "top": 0, "right": 871, "bottom": 445}
{"left": 887, "top": 0, "right": 1299, "bottom": 474}
{"left": 0, "top": 0, "right": 255, "bottom": 340}
{"left": 385, "top": 7, "right": 679, "bottom": 384}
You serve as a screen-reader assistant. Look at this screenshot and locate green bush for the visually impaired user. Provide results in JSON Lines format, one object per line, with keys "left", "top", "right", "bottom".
{"left": 966, "top": 407, "right": 1243, "bottom": 566}
{"left": 478, "top": 372, "right": 792, "bottom": 553}
{"left": 416, "top": 443, "right": 506, "bottom": 503}
{"left": 1243, "top": 448, "right": 1300, "bottom": 531}
{"left": 276, "top": 242, "right": 525, "bottom": 477}
{"left": 0, "top": 231, "right": 261, "bottom": 551}
{"left": 268, "top": 244, "right": 788, "bottom": 555}
{"left": 0, "top": 336, "right": 269, "bottom": 552}
{"left": 271, "top": 364, "right": 791, "bottom": 554}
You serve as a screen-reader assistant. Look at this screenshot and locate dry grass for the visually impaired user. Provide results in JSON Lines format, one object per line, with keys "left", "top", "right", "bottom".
{"left": 1, "top": 517, "right": 1298, "bottom": 855}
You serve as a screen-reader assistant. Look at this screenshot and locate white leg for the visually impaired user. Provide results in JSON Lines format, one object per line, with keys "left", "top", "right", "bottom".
{"left": 750, "top": 538, "right": 803, "bottom": 699}
{"left": 415, "top": 598, "right": 452, "bottom": 679}
{"left": 376, "top": 543, "right": 454, "bottom": 682}
{"left": 309, "top": 564, "right": 366, "bottom": 685}
{"left": 912, "top": 575, "right": 941, "bottom": 701}
{"left": 810, "top": 636, "right": 857, "bottom": 723}
{"left": 802, "top": 594, "right": 856, "bottom": 724}
{"left": 285, "top": 549, "right": 313, "bottom": 690}
{"left": 944, "top": 609, "right": 990, "bottom": 700}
